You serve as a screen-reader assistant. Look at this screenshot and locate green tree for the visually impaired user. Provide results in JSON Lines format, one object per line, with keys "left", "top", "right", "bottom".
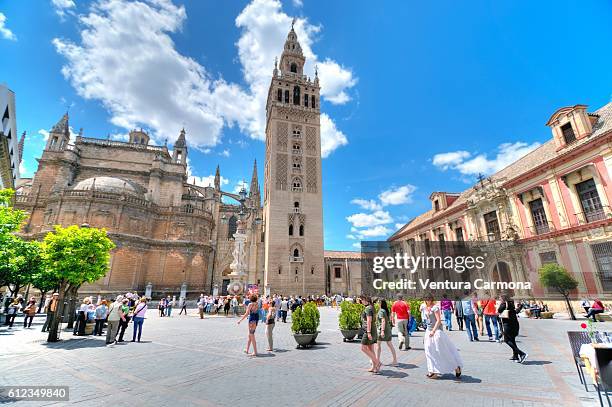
{"left": 539, "top": 263, "right": 578, "bottom": 320}
{"left": 42, "top": 224, "right": 115, "bottom": 342}
{"left": 0, "top": 189, "right": 29, "bottom": 302}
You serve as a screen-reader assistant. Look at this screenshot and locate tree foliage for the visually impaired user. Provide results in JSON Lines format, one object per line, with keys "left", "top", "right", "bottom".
{"left": 539, "top": 263, "right": 578, "bottom": 295}
{"left": 0, "top": 189, "right": 29, "bottom": 292}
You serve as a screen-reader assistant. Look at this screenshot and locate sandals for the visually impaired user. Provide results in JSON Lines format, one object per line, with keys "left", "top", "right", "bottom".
{"left": 426, "top": 373, "right": 440, "bottom": 379}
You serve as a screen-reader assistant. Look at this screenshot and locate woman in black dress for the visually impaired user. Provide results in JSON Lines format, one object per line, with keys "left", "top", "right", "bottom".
{"left": 497, "top": 296, "right": 527, "bottom": 363}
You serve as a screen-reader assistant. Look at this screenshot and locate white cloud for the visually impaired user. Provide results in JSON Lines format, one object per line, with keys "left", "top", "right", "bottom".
{"left": 51, "top": 0, "right": 76, "bottom": 17}
{"left": 432, "top": 142, "right": 541, "bottom": 176}
{"left": 190, "top": 174, "right": 229, "bottom": 188}
{"left": 220, "top": 149, "right": 230, "bottom": 157}
{"left": 320, "top": 113, "right": 348, "bottom": 158}
{"left": 346, "top": 210, "right": 392, "bottom": 228}
{"left": 38, "top": 129, "right": 50, "bottom": 141}
{"left": 53, "top": 0, "right": 353, "bottom": 157}
{"left": 0, "top": 13, "right": 17, "bottom": 41}
{"left": 351, "top": 225, "right": 392, "bottom": 239}
{"left": 378, "top": 184, "right": 416, "bottom": 206}
{"left": 292, "top": 0, "right": 304, "bottom": 7}
{"left": 350, "top": 198, "right": 382, "bottom": 211}
{"left": 352, "top": 242, "right": 361, "bottom": 249}
{"left": 395, "top": 223, "right": 405, "bottom": 230}
{"left": 346, "top": 234, "right": 357, "bottom": 240}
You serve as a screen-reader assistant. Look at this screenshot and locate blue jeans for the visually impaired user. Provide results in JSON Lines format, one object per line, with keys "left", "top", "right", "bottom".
{"left": 132, "top": 316, "right": 144, "bottom": 341}
{"left": 463, "top": 314, "right": 478, "bottom": 341}
{"left": 166, "top": 306, "right": 172, "bottom": 317}
{"left": 443, "top": 309, "right": 452, "bottom": 330}
{"left": 484, "top": 315, "right": 500, "bottom": 340}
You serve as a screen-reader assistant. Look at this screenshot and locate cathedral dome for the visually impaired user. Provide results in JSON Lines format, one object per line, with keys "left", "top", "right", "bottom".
{"left": 73, "top": 176, "right": 144, "bottom": 197}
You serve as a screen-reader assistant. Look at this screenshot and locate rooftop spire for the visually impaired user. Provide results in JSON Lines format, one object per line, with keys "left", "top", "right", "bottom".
{"left": 250, "top": 159, "right": 259, "bottom": 196}
{"left": 214, "top": 165, "right": 221, "bottom": 190}
{"left": 175, "top": 128, "right": 187, "bottom": 148}
{"left": 51, "top": 112, "right": 70, "bottom": 136}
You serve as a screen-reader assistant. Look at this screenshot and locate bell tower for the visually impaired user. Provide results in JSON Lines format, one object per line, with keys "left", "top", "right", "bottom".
{"left": 263, "top": 24, "right": 324, "bottom": 296}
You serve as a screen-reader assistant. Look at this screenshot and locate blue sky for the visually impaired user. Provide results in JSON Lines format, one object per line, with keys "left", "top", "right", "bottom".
{"left": 1, "top": 0, "right": 611, "bottom": 251}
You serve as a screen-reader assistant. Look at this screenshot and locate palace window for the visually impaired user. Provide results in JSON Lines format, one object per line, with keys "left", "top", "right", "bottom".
{"left": 438, "top": 233, "right": 445, "bottom": 242}
{"left": 484, "top": 211, "right": 501, "bottom": 240}
{"left": 434, "top": 200, "right": 440, "bottom": 211}
{"left": 576, "top": 178, "right": 605, "bottom": 223}
{"left": 284, "top": 90, "right": 289, "bottom": 103}
{"left": 455, "top": 227, "right": 464, "bottom": 242}
{"left": 592, "top": 242, "right": 612, "bottom": 291}
{"left": 529, "top": 198, "right": 549, "bottom": 234}
{"left": 311, "top": 95, "right": 316, "bottom": 109}
{"left": 539, "top": 251, "right": 557, "bottom": 265}
{"left": 304, "top": 94, "right": 309, "bottom": 107}
{"left": 334, "top": 266, "right": 341, "bottom": 279}
{"left": 277, "top": 89, "right": 282, "bottom": 102}
{"left": 561, "top": 123, "right": 576, "bottom": 145}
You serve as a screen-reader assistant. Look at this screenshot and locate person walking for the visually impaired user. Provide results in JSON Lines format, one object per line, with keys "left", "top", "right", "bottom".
{"left": 423, "top": 295, "right": 463, "bottom": 379}
{"left": 359, "top": 295, "right": 381, "bottom": 374}
{"left": 231, "top": 295, "right": 239, "bottom": 317}
{"left": 237, "top": 294, "right": 260, "bottom": 357}
{"left": 94, "top": 300, "right": 108, "bottom": 336}
{"left": 280, "top": 297, "right": 289, "bottom": 323}
{"left": 224, "top": 297, "right": 231, "bottom": 316}
{"left": 376, "top": 299, "right": 398, "bottom": 366}
{"left": 132, "top": 297, "right": 148, "bottom": 342}
{"left": 454, "top": 296, "right": 464, "bottom": 331}
{"left": 106, "top": 296, "right": 125, "bottom": 345}
{"left": 5, "top": 298, "right": 20, "bottom": 328}
{"left": 23, "top": 298, "right": 37, "bottom": 328}
{"left": 265, "top": 299, "right": 276, "bottom": 351}
{"left": 158, "top": 297, "right": 166, "bottom": 317}
{"left": 461, "top": 292, "right": 479, "bottom": 341}
{"left": 117, "top": 298, "right": 132, "bottom": 342}
{"left": 440, "top": 294, "right": 454, "bottom": 331}
{"left": 42, "top": 293, "right": 59, "bottom": 332}
{"left": 474, "top": 293, "right": 484, "bottom": 337}
{"left": 179, "top": 297, "right": 188, "bottom": 315}
{"left": 498, "top": 297, "right": 527, "bottom": 363}
{"left": 482, "top": 294, "right": 500, "bottom": 342}
{"left": 391, "top": 294, "right": 411, "bottom": 350}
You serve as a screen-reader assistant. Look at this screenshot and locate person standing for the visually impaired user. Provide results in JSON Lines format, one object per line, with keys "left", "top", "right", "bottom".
{"left": 231, "top": 296, "right": 239, "bottom": 317}
{"left": 158, "top": 297, "right": 166, "bottom": 317}
{"left": 166, "top": 296, "right": 174, "bottom": 317}
{"left": 117, "top": 298, "right": 131, "bottom": 342}
{"left": 423, "top": 295, "right": 463, "bottom": 379}
{"left": 132, "top": 297, "right": 148, "bottom": 342}
{"left": 94, "top": 300, "right": 108, "bottom": 336}
{"left": 5, "top": 298, "right": 20, "bottom": 328}
{"left": 391, "top": 294, "right": 411, "bottom": 350}
{"left": 42, "top": 293, "right": 59, "bottom": 332}
{"left": 461, "top": 292, "right": 479, "bottom": 341}
{"left": 440, "top": 294, "right": 454, "bottom": 331}
{"left": 473, "top": 293, "right": 484, "bottom": 337}
{"left": 237, "top": 294, "right": 260, "bottom": 357}
{"left": 106, "top": 296, "right": 125, "bottom": 345}
{"left": 454, "top": 296, "right": 464, "bottom": 331}
{"left": 359, "top": 295, "right": 381, "bottom": 374}
{"left": 265, "top": 299, "right": 276, "bottom": 351}
{"left": 23, "top": 298, "right": 37, "bottom": 328}
{"left": 482, "top": 294, "right": 500, "bottom": 342}
{"left": 280, "top": 297, "right": 289, "bottom": 323}
{"left": 376, "top": 299, "right": 398, "bottom": 366}
{"left": 179, "top": 297, "right": 188, "bottom": 315}
{"left": 498, "top": 297, "right": 527, "bottom": 363}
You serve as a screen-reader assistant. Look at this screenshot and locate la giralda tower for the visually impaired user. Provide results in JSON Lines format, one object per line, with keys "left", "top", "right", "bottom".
{"left": 263, "top": 24, "right": 324, "bottom": 296}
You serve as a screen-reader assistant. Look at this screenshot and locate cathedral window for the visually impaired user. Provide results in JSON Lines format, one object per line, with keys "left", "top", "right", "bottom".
{"left": 293, "top": 248, "right": 300, "bottom": 258}
{"left": 293, "top": 86, "right": 301, "bottom": 105}
{"left": 304, "top": 94, "right": 309, "bottom": 107}
{"left": 290, "top": 63, "right": 298, "bottom": 73}
{"left": 277, "top": 89, "right": 282, "bottom": 102}
{"left": 299, "top": 224, "right": 304, "bottom": 236}
{"left": 292, "top": 143, "right": 301, "bottom": 153}
{"left": 311, "top": 95, "right": 316, "bottom": 109}
{"left": 292, "top": 177, "right": 302, "bottom": 192}
{"left": 227, "top": 215, "right": 237, "bottom": 239}
{"left": 284, "top": 90, "right": 289, "bottom": 103}
{"left": 289, "top": 224, "right": 294, "bottom": 236}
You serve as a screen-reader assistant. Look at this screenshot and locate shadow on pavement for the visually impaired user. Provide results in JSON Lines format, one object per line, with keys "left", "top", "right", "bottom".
{"left": 378, "top": 369, "right": 409, "bottom": 378}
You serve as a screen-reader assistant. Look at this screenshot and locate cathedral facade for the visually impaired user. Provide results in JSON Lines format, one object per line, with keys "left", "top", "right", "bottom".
{"left": 15, "top": 26, "right": 331, "bottom": 298}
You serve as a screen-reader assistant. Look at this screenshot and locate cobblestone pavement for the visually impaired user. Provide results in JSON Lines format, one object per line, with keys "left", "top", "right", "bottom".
{"left": 0, "top": 307, "right": 604, "bottom": 406}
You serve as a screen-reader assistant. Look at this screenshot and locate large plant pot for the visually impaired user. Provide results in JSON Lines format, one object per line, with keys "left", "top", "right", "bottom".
{"left": 341, "top": 329, "right": 359, "bottom": 342}
{"left": 357, "top": 327, "right": 364, "bottom": 339}
{"left": 310, "top": 331, "right": 320, "bottom": 345}
{"left": 294, "top": 333, "right": 316, "bottom": 348}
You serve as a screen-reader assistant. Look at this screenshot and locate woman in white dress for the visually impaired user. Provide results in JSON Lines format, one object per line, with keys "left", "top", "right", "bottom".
{"left": 423, "top": 295, "right": 463, "bottom": 379}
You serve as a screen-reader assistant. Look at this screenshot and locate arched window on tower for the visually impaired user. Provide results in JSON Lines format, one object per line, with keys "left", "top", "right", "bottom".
{"left": 284, "top": 90, "right": 290, "bottom": 104}
{"left": 293, "top": 248, "right": 300, "bottom": 258}
{"left": 311, "top": 95, "right": 316, "bottom": 109}
{"left": 289, "top": 224, "right": 293, "bottom": 236}
{"left": 304, "top": 94, "right": 309, "bottom": 107}
{"left": 277, "top": 89, "right": 282, "bottom": 102}
{"left": 299, "top": 224, "right": 304, "bottom": 236}
{"left": 293, "top": 86, "right": 301, "bottom": 105}
{"left": 227, "top": 215, "right": 237, "bottom": 239}
{"left": 290, "top": 63, "right": 297, "bottom": 73}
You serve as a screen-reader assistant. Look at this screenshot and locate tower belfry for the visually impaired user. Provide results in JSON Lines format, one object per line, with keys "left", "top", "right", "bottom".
{"left": 262, "top": 25, "right": 324, "bottom": 296}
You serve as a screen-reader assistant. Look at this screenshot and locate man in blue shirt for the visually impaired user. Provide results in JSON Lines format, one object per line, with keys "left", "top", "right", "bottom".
{"left": 461, "top": 291, "right": 479, "bottom": 341}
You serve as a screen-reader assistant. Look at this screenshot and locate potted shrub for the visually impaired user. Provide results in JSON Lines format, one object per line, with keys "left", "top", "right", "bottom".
{"left": 339, "top": 301, "right": 361, "bottom": 341}
{"left": 292, "top": 302, "right": 320, "bottom": 348}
